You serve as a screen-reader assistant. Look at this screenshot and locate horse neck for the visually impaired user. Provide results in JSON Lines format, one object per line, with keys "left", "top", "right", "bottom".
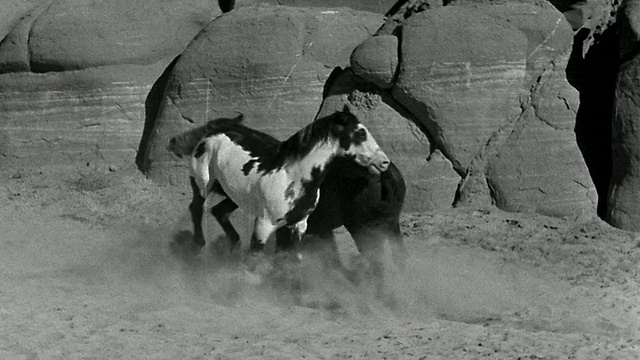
{"left": 278, "top": 119, "right": 342, "bottom": 179}
{"left": 284, "top": 139, "right": 339, "bottom": 181}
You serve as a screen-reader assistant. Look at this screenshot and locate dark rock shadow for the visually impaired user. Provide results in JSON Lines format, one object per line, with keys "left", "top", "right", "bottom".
{"left": 136, "top": 56, "right": 180, "bottom": 173}
{"left": 566, "top": 27, "right": 618, "bottom": 218}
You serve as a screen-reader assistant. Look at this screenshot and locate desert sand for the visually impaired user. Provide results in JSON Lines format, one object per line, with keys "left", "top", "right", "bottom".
{"left": 1, "top": 163, "right": 639, "bottom": 359}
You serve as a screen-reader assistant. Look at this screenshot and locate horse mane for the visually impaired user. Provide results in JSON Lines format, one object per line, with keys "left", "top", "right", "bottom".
{"left": 169, "top": 114, "right": 245, "bottom": 156}
{"left": 276, "top": 108, "right": 357, "bottom": 163}
{"left": 204, "top": 113, "right": 244, "bottom": 133}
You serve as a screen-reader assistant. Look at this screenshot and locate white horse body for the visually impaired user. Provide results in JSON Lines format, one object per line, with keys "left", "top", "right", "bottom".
{"left": 191, "top": 133, "right": 339, "bottom": 240}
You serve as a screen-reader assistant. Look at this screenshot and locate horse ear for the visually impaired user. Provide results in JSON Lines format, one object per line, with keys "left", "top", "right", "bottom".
{"left": 234, "top": 113, "right": 244, "bottom": 122}
{"left": 334, "top": 105, "right": 353, "bottom": 125}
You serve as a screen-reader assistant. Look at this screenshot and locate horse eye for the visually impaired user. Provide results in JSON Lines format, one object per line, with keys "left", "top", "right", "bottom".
{"left": 353, "top": 129, "right": 367, "bottom": 142}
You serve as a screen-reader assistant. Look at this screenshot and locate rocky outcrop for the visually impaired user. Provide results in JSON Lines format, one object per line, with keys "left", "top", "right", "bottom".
{"left": 0, "top": 0, "right": 610, "bottom": 219}
{"left": 386, "top": 2, "right": 596, "bottom": 218}
{"left": 315, "top": 68, "right": 459, "bottom": 212}
{"left": 392, "top": 6, "right": 528, "bottom": 173}
{"left": 482, "top": 1, "right": 598, "bottom": 219}
{"left": 235, "top": 0, "right": 398, "bottom": 13}
{"left": 141, "top": 1, "right": 599, "bottom": 217}
{"left": 0, "top": 0, "right": 220, "bottom": 167}
{"left": 350, "top": 35, "right": 399, "bottom": 89}
{"left": 29, "top": 0, "right": 217, "bottom": 72}
{"left": 607, "top": 0, "right": 640, "bottom": 230}
{"left": 608, "top": 56, "right": 640, "bottom": 230}
{"left": 0, "top": 63, "right": 168, "bottom": 166}
{"left": 142, "top": 5, "right": 384, "bottom": 183}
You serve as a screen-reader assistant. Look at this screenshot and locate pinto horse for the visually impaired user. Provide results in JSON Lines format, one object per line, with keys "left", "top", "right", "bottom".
{"left": 168, "top": 107, "right": 391, "bottom": 254}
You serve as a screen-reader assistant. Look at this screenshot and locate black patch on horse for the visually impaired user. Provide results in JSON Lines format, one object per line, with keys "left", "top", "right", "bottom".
{"left": 194, "top": 142, "right": 206, "bottom": 158}
{"left": 283, "top": 166, "right": 326, "bottom": 225}
{"left": 351, "top": 128, "right": 367, "bottom": 145}
{"left": 219, "top": 128, "right": 280, "bottom": 175}
{"left": 284, "top": 181, "right": 296, "bottom": 200}
{"left": 242, "top": 159, "right": 258, "bottom": 175}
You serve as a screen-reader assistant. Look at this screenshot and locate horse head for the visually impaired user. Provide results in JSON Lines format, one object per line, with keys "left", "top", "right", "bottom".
{"left": 330, "top": 106, "right": 390, "bottom": 175}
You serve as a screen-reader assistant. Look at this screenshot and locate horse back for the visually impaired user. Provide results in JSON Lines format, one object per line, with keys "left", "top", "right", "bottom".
{"left": 199, "top": 130, "right": 293, "bottom": 221}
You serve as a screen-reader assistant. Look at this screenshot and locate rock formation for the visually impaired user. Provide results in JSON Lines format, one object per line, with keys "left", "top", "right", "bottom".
{"left": 608, "top": 0, "right": 640, "bottom": 230}
{"left": 0, "top": 0, "right": 220, "bottom": 166}
{"left": 140, "top": 1, "right": 600, "bottom": 218}
{"left": 1, "top": 0, "right": 625, "bottom": 222}
{"left": 315, "top": 68, "right": 460, "bottom": 211}
{"left": 142, "top": 5, "right": 384, "bottom": 184}
{"left": 340, "top": 1, "right": 598, "bottom": 218}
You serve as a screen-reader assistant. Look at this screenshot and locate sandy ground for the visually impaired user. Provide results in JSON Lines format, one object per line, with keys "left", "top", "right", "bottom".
{"left": 1, "top": 163, "right": 640, "bottom": 359}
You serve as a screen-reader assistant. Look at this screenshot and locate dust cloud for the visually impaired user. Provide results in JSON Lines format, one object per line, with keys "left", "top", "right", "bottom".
{"left": 0, "top": 206, "right": 606, "bottom": 335}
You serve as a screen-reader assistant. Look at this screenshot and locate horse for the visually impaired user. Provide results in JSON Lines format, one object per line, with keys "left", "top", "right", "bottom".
{"left": 168, "top": 106, "right": 391, "bottom": 257}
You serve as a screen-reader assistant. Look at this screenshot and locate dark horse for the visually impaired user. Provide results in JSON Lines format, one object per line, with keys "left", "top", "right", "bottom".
{"left": 275, "top": 156, "right": 406, "bottom": 282}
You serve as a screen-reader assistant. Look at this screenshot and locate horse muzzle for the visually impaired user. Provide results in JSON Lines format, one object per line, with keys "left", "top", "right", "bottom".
{"left": 366, "top": 149, "right": 390, "bottom": 175}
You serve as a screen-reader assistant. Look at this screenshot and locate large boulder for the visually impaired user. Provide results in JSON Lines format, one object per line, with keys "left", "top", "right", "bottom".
{"left": 315, "top": 68, "right": 460, "bottom": 212}
{"left": 0, "top": 0, "right": 219, "bottom": 167}
{"left": 608, "top": 56, "right": 640, "bottom": 230}
{"left": 143, "top": 5, "right": 384, "bottom": 183}
{"left": 26, "top": 0, "right": 218, "bottom": 72}
{"left": 392, "top": 6, "right": 528, "bottom": 173}
{"left": 383, "top": 1, "right": 597, "bottom": 218}
{"left": 350, "top": 35, "right": 399, "bottom": 89}
{"left": 486, "top": 107, "right": 596, "bottom": 218}
{"left": 608, "top": 0, "right": 640, "bottom": 230}
{"left": 564, "top": 0, "right": 619, "bottom": 218}
{"left": 482, "top": 1, "right": 598, "bottom": 218}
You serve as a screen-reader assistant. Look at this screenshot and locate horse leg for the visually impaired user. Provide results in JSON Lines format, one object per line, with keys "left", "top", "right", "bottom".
{"left": 244, "top": 217, "right": 278, "bottom": 282}
{"left": 305, "top": 229, "right": 359, "bottom": 284}
{"left": 210, "top": 197, "right": 240, "bottom": 252}
{"left": 291, "top": 218, "right": 308, "bottom": 256}
{"left": 275, "top": 220, "right": 310, "bottom": 300}
{"left": 250, "top": 217, "right": 277, "bottom": 253}
{"left": 275, "top": 226, "right": 295, "bottom": 252}
{"left": 349, "top": 227, "right": 387, "bottom": 294}
{"left": 188, "top": 176, "right": 206, "bottom": 247}
{"left": 387, "top": 221, "right": 408, "bottom": 273}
